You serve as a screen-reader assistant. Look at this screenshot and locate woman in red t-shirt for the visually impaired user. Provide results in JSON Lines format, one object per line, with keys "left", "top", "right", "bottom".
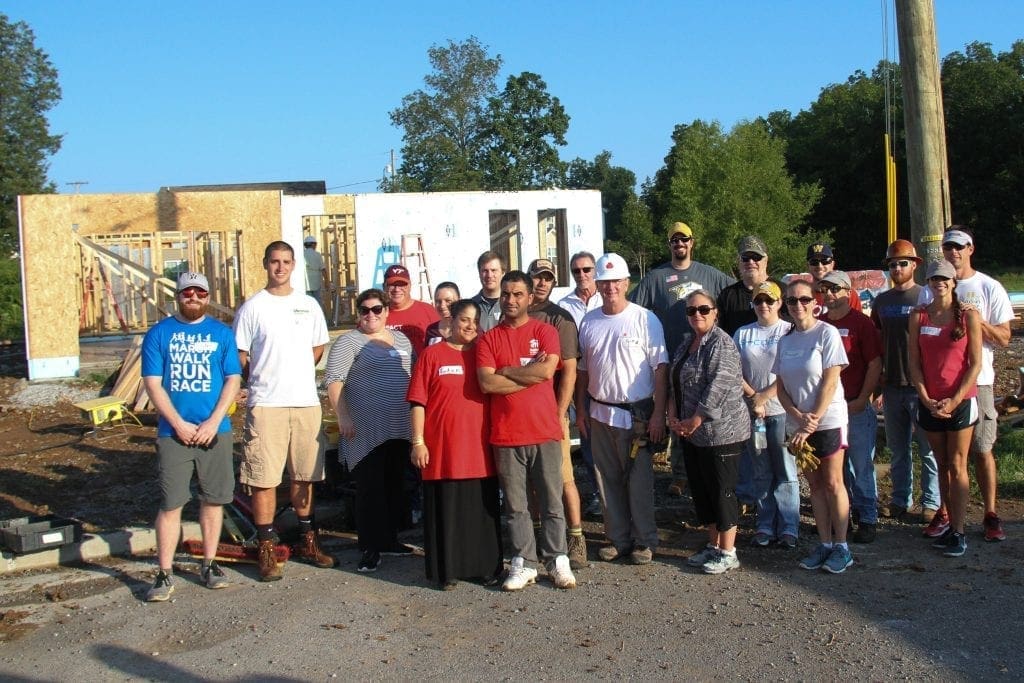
{"left": 909, "top": 260, "right": 981, "bottom": 557}
{"left": 407, "top": 299, "right": 503, "bottom": 589}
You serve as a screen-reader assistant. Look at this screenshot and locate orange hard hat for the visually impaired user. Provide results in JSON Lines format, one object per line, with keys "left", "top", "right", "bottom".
{"left": 883, "top": 239, "right": 922, "bottom": 265}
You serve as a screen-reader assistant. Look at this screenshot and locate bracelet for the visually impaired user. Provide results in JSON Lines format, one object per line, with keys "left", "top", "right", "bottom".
{"left": 410, "top": 438, "right": 425, "bottom": 446}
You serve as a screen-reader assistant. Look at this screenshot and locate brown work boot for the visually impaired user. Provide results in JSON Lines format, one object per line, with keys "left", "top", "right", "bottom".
{"left": 258, "top": 539, "right": 283, "bottom": 582}
{"left": 567, "top": 532, "right": 588, "bottom": 570}
{"left": 294, "top": 530, "right": 335, "bottom": 568}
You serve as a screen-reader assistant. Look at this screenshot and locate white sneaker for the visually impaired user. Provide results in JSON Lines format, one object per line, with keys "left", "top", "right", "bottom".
{"left": 549, "top": 554, "right": 577, "bottom": 589}
{"left": 702, "top": 549, "right": 740, "bottom": 575}
{"left": 686, "top": 544, "right": 719, "bottom": 567}
{"left": 502, "top": 557, "right": 538, "bottom": 591}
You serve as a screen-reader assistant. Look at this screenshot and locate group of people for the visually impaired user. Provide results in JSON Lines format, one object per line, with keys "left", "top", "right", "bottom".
{"left": 142, "top": 221, "right": 1012, "bottom": 599}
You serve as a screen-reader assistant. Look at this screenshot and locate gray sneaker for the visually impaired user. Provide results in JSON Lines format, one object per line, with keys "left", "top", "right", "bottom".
{"left": 686, "top": 544, "right": 719, "bottom": 567}
{"left": 823, "top": 545, "right": 854, "bottom": 574}
{"left": 702, "top": 550, "right": 740, "bottom": 575}
{"left": 799, "top": 543, "right": 832, "bottom": 570}
{"left": 146, "top": 570, "right": 174, "bottom": 602}
{"left": 201, "top": 561, "right": 229, "bottom": 589}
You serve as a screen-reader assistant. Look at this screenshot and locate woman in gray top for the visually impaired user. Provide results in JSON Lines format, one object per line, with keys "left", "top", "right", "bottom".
{"left": 325, "top": 288, "right": 414, "bottom": 573}
{"left": 667, "top": 290, "right": 751, "bottom": 575}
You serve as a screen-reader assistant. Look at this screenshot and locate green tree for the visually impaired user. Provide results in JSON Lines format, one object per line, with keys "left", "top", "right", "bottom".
{"left": 942, "top": 40, "right": 1024, "bottom": 266}
{"left": 387, "top": 36, "right": 501, "bottom": 191}
{"left": 645, "top": 119, "right": 824, "bottom": 275}
{"left": 771, "top": 62, "right": 904, "bottom": 269}
{"left": 0, "top": 14, "right": 62, "bottom": 253}
{"left": 606, "top": 194, "right": 660, "bottom": 275}
{"left": 479, "top": 71, "right": 569, "bottom": 190}
{"left": 565, "top": 151, "right": 637, "bottom": 242}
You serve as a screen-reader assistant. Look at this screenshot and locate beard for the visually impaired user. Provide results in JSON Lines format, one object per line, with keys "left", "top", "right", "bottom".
{"left": 178, "top": 302, "right": 206, "bottom": 321}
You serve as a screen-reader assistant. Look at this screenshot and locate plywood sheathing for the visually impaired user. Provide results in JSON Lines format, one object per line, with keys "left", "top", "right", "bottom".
{"left": 19, "top": 190, "right": 285, "bottom": 369}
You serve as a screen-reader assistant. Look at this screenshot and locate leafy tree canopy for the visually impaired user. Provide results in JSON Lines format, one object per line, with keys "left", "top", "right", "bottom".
{"left": 566, "top": 150, "right": 636, "bottom": 243}
{"left": 0, "top": 13, "right": 62, "bottom": 253}
{"left": 645, "top": 119, "right": 824, "bottom": 276}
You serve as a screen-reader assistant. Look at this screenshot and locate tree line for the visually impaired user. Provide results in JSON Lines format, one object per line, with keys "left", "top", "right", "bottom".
{"left": 388, "top": 36, "right": 1024, "bottom": 277}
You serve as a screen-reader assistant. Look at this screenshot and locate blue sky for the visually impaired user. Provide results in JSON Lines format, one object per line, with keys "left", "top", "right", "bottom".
{"left": 7, "top": 1, "right": 1024, "bottom": 195}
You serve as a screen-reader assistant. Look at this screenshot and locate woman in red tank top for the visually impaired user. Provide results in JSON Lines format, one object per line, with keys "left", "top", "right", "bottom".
{"left": 908, "top": 261, "right": 981, "bottom": 557}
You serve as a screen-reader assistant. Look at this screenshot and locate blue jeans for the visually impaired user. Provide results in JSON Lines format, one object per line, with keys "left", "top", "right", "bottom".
{"left": 882, "top": 386, "right": 939, "bottom": 511}
{"left": 844, "top": 404, "right": 878, "bottom": 525}
{"left": 752, "top": 414, "right": 800, "bottom": 538}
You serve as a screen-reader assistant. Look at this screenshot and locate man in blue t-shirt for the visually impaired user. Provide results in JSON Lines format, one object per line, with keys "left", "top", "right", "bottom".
{"left": 140, "top": 272, "right": 242, "bottom": 602}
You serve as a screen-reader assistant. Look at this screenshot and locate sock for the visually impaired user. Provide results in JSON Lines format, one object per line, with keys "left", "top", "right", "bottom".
{"left": 822, "top": 542, "right": 834, "bottom": 549}
{"left": 568, "top": 527, "right": 583, "bottom": 537}
{"left": 256, "top": 524, "right": 275, "bottom": 541}
{"left": 721, "top": 548, "right": 737, "bottom": 557}
{"left": 835, "top": 542, "right": 848, "bottom": 551}
{"left": 297, "top": 515, "right": 314, "bottom": 534}
{"left": 201, "top": 559, "right": 211, "bottom": 570}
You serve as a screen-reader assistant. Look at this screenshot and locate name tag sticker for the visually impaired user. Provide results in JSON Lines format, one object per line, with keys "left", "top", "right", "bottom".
{"left": 519, "top": 357, "right": 533, "bottom": 366}
{"left": 921, "top": 326, "right": 942, "bottom": 336}
{"left": 389, "top": 349, "right": 409, "bottom": 357}
{"left": 438, "top": 365, "right": 464, "bottom": 376}
{"left": 838, "top": 328, "right": 849, "bottom": 337}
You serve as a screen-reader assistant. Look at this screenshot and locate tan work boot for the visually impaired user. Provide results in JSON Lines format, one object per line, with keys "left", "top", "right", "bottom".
{"left": 567, "top": 532, "right": 588, "bottom": 570}
{"left": 258, "top": 539, "right": 283, "bottom": 582}
{"left": 294, "top": 530, "right": 335, "bottom": 568}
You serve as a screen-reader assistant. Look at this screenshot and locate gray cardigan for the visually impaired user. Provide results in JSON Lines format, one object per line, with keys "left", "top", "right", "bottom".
{"left": 671, "top": 325, "right": 751, "bottom": 448}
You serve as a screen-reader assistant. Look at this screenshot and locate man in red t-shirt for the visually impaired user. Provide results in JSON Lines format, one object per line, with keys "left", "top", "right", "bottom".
{"left": 819, "top": 270, "right": 882, "bottom": 543}
{"left": 384, "top": 264, "right": 439, "bottom": 355}
{"left": 478, "top": 271, "right": 576, "bottom": 592}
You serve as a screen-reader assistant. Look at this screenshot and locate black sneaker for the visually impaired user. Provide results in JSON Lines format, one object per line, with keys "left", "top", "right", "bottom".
{"left": 852, "top": 523, "right": 876, "bottom": 544}
{"left": 201, "top": 561, "right": 229, "bottom": 589}
{"left": 931, "top": 528, "right": 954, "bottom": 549}
{"left": 357, "top": 550, "right": 381, "bottom": 572}
{"left": 941, "top": 532, "right": 967, "bottom": 557}
{"left": 380, "top": 543, "right": 415, "bottom": 556}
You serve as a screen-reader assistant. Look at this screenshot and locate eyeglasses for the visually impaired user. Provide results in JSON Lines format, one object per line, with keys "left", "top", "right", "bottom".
{"left": 785, "top": 296, "right": 816, "bottom": 306}
{"left": 571, "top": 267, "right": 594, "bottom": 275}
{"left": 818, "top": 283, "right": 847, "bottom": 294}
{"left": 752, "top": 297, "right": 776, "bottom": 306}
{"left": 888, "top": 260, "right": 912, "bottom": 269}
{"left": 807, "top": 257, "right": 833, "bottom": 266}
{"left": 179, "top": 287, "right": 209, "bottom": 299}
{"left": 686, "top": 305, "right": 716, "bottom": 316}
{"left": 670, "top": 236, "right": 692, "bottom": 245}
{"left": 941, "top": 243, "right": 967, "bottom": 251}
{"left": 358, "top": 304, "right": 385, "bottom": 315}
{"left": 740, "top": 254, "right": 764, "bottom": 263}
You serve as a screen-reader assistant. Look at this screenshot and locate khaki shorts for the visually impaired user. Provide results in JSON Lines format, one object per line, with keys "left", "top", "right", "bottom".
{"left": 239, "top": 406, "right": 325, "bottom": 488}
{"left": 561, "top": 415, "right": 575, "bottom": 485}
{"left": 971, "top": 385, "right": 997, "bottom": 455}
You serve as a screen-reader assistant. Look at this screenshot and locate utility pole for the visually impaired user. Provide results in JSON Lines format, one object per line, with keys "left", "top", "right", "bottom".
{"left": 895, "top": 0, "right": 950, "bottom": 269}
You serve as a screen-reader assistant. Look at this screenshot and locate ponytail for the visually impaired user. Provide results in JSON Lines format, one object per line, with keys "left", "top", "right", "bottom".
{"left": 950, "top": 289, "right": 966, "bottom": 341}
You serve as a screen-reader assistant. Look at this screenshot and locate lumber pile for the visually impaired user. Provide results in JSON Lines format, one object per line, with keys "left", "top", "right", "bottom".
{"left": 108, "top": 336, "right": 152, "bottom": 411}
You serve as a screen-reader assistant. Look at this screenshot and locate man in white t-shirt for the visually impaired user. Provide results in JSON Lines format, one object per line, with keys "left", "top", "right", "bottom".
{"left": 919, "top": 227, "right": 1013, "bottom": 542}
{"left": 302, "top": 235, "right": 327, "bottom": 303}
{"left": 234, "top": 240, "right": 334, "bottom": 581}
{"left": 576, "top": 253, "right": 668, "bottom": 566}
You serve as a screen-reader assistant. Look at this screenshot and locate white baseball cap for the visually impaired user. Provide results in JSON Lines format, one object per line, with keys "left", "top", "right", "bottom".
{"left": 303, "top": 235, "right": 317, "bottom": 245}
{"left": 595, "top": 253, "right": 631, "bottom": 281}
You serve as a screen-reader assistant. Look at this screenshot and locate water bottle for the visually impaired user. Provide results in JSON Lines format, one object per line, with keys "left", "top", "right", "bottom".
{"left": 753, "top": 417, "right": 767, "bottom": 450}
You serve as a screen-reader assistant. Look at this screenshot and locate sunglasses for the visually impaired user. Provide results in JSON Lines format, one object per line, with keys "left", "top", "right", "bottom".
{"left": 941, "top": 243, "right": 967, "bottom": 251}
{"left": 785, "top": 296, "right": 816, "bottom": 306}
{"left": 670, "top": 236, "right": 693, "bottom": 245}
{"left": 686, "top": 305, "right": 715, "bottom": 316}
{"left": 358, "top": 304, "right": 385, "bottom": 315}
{"left": 571, "top": 267, "right": 594, "bottom": 275}
{"left": 807, "top": 257, "right": 833, "bottom": 266}
{"left": 752, "top": 297, "right": 776, "bottom": 306}
{"left": 386, "top": 282, "right": 409, "bottom": 288}
{"left": 818, "top": 283, "right": 847, "bottom": 294}
{"left": 888, "top": 260, "right": 912, "bottom": 269}
{"left": 740, "top": 254, "right": 764, "bottom": 263}
{"left": 928, "top": 276, "right": 952, "bottom": 283}
{"left": 179, "top": 287, "right": 209, "bottom": 299}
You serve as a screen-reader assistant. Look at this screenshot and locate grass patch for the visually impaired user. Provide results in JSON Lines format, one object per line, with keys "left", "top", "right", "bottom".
{"left": 994, "top": 425, "right": 1024, "bottom": 499}
{"left": 991, "top": 270, "right": 1024, "bottom": 292}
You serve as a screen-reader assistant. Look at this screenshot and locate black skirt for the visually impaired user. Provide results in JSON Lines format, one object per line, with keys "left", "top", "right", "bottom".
{"left": 422, "top": 476, "right": 504, "bottom": 584}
